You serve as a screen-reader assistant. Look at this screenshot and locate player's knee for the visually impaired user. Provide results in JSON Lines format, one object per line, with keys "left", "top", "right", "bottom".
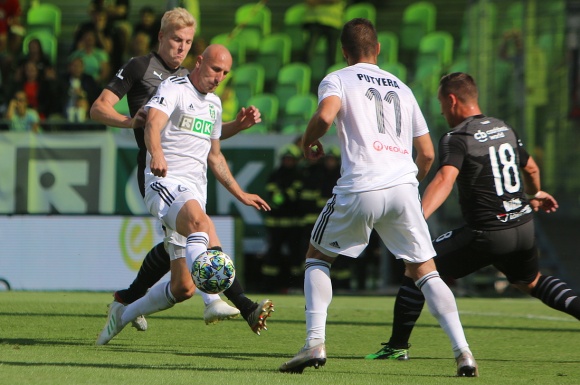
{"left": 171, "top": 282, "right": 195, "bottom": 302}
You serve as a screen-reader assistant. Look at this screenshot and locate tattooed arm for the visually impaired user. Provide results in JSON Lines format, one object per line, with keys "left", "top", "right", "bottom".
{"left": 207, "top": 139, "right": 270, "bottom": 211}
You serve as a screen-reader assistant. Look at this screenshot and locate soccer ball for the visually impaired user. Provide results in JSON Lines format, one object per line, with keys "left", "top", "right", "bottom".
{"left": 191, "top": 250, "right": 235, "bottom": 294}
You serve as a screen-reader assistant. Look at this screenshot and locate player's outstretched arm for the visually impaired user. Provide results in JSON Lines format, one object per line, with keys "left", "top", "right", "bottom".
{"left": 208, "top": 139, "right": 271, "bottom": 211}
{"left": 521, "top": 156, "right": 558, "bottom": 213}
{"left": 413, "top": 133, "right": 435, "bottom": 182}
{"left": 144, "top": 108, "right": 169, "bottom": 177}
{"left": 90, "top": 89, "right": 134, "bottom": 128}
{"left": 220, "top": 106, "right": 262, "bottom": 140}
{"left": 421, "top": 165, "right": 459, "bottom": 220}
{"left": 302, "top": 95, "right": 341, "bottom": 161}
{"left": 527, "top": 191, "right": 559, "bottom": 213}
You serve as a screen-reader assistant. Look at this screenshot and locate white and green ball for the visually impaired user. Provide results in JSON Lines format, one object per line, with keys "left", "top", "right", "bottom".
{"left": 191, "top": 250, "right": 235, "bottom": 294}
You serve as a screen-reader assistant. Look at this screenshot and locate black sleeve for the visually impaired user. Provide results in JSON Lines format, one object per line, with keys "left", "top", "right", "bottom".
{"left": 513, "top": 131, "right": 530, "bottom": 168}
{"left": 438, "top": 132, "right": 467, "bottom": 171}
{"left": 104, "top": 56, "right": 147, "bottom": 99}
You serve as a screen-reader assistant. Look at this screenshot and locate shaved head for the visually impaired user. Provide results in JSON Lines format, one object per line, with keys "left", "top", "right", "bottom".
{"left": 190, "top": 44, "right": 232, "bottom": 94}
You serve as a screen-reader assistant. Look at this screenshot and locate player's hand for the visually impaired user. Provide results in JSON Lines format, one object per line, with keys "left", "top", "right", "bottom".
{"left": 132, "top": 107, "right": 148, "bottom": 128}
{"left": 529, "top": 190, "right": 558, "bottom": 213}
{"left": 234, "top": 106, "right": 262, "bottom": 131}
{"left": 303, "top": 140, "right": 325, "bottom": 161}
{"left": 150, "top": 153, "right": 168, "bottom": 177}
{"left": 239, "top": 192, "right": 271, "bottom": 211}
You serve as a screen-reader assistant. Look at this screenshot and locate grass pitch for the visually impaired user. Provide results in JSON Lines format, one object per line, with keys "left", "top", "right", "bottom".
{"left": 0, "top": 292, "right": 579, "bottom": 385}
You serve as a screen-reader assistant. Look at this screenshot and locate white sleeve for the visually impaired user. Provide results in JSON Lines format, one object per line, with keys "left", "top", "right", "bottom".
{"left": 411, "top": 96, "right": 430, "bottom": 137}
{"left": 144, "top": 79, "right": 178, "bottom": 117}
{"left": 318, "top": 73, "right": 342, "bottom": 103}
{"left": 210, "top": 98, "right": 222, "bottom": 140}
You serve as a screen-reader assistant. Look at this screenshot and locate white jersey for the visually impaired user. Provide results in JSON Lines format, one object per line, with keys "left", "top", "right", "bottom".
{"left": 144, "top": 75, "right": 222, "bottom": 201}
{"left": 320, "top": 63, "right": 429, "bottom": 194}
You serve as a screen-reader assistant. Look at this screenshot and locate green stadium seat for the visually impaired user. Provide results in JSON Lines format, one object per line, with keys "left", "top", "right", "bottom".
{"left": 449, "top": 56, "right": 469, "bottom": 74}
{"left": 284, "top": 3, "right": 307, "bottom": 58}
{"left": 280, "top": 93, "right": 317, "bottom": 129}
{"left": 326, "top": 62, "right": 347, "bottom": 74}
{"left": 210, "top": 33, "right": 246, "bottom": 66}
{"left": 26, "top": 3, "right": 61, "bottom": 36}
{"left": 244, "top": 93, "right": 279, "bottom": 133}
{"left": 234, "top": 3, "right": 271, "bottom": 56}
{"left": 380, "top": 62, "right": 408, "bottom": 83}
{"left": 232, "top": 63, "right": 265, "bottom": 108}
{"left": 308, "top": 39, "right": 340, "bottom": 85}
{"left": 377, "top": 31, "right": 398, "bottom": 66}
{"left": 22, "top": 31, "right": 58, "bottom": 65}
{"left": 499, "top": 1, "right": 524, "bottom": 35}
{"left": 416, "top": 31, "right": 454, "bottom": 70}
{"left": 275, "top": 62, "right": 311, "bottom": 107}
{"left": 399, "top": 1, "right": 436, "bottom": 52}
{"left": 256, "top": 33, "right": 292, "bottom": 87}
{"left": 344, "top": 2, "right": 376, "bottom": 25}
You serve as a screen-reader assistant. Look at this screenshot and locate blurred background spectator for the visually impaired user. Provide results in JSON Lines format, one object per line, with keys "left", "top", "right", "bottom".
{"left": 0, "top": 0, "right": 22, "bottom": 53}
{"left": 6, "top": 89, "right": 40, "bottom": 132}
{"left": 90, "top": 0, "right": 131, "bottom": 71}
{"left": 303, "top": 0, "right": 345, "bottom": 77}
{"left": 260, "top": 143, "right": 304, "bottom": 293}
{"left": 17, "top": 37, "right": 53, "bottom": 76}
{"left": 72, "top": 6, "right": 114, "bottom": 55}
{"left": 7, "top": 60, "right": 57, "bottom": 120}
{"left": 132, "top": 5, "right": 159, "bottom": 52}
{"left": 68, "top": 28, "right": 111, "bottom": 88}
{"left": 57, "top": 57, "right": 101, "bottom": 123}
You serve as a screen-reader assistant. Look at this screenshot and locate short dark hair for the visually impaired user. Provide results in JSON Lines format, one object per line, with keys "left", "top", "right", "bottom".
{"left": 340, "top": 18, "right": 378, "bottom": 61}
{"left": 439, "top": 72, "right": 478, "bottom": 103}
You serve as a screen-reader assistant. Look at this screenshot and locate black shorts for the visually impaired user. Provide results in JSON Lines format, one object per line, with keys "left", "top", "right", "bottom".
{"left": 432, "top": 220, "right": 538, "bottom": 285}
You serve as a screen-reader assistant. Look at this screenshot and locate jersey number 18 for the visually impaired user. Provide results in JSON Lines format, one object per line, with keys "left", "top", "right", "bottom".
{"left": 489, "top": 143, "right": 520, "bottom": 196}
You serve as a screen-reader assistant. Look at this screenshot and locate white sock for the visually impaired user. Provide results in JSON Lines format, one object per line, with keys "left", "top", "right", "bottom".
{"left": 122, "top": 281, "right": 176, "bottom": 325}
{"left": 415, "top": 271, "right": 471, "bottom": 358}
{"left": 200, "top": 291, "right": 221, "bottom": 306}
{"left": 186, "top": 232, "right": 209, "bottom": 262}
{"left": 304, "top": 258, "right": 332, "bottom": 344}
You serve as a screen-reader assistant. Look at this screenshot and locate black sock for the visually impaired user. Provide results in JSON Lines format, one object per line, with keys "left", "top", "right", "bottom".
{"left": 388, "top": 275, "right": 425, "bottom": 349}
{"left": 208, "top": 245, "right": 257, "bottom": 318}
{"left": 117, "top": 242, "right": 170, "bottom": 304}
{"left": 223, "top": 277, "right": 256, "bottom": 319}
{"left": 531, "top": 275, "right": 580, "bottom": 320}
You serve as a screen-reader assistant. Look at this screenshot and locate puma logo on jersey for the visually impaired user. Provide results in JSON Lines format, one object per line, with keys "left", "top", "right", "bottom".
{"left": 153, "top": 70, "right": 163, "bottom": 79}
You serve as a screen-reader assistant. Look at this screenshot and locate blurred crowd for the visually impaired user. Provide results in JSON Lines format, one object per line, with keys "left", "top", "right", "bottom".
{"left": 0, "top": 1, "right": 207, "bottom": 132}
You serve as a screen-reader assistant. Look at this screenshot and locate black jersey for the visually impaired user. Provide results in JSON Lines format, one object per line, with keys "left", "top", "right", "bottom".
{"left": 104, "top": 52, "right": 190, "bottom": 150}
{"left": 104, "top": 52, "right": 189, "bottom": 196}
{"left": 438, "top": 114, "right": 533, "bottom": 230}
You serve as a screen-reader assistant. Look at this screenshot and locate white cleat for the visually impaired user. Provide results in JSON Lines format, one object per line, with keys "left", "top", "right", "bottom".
{"left": 96, "top": 301, "right": 127, "bottom": 345}
{"left": 204, "top": 298, "right": 241, "bottom": 325}
{"left": 279, "top": 343, "right": 327, "bottom": 373}
{"left": 131, "top": 315, "right": 148, "bottom": 332}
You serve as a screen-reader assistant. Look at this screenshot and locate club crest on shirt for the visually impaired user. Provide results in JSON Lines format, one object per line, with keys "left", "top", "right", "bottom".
{"left": 209, "top": 104, "right": 216, "bottom": 120}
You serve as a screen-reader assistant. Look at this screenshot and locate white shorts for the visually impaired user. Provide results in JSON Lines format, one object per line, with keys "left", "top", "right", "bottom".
{"left": 144, "top": 178, "right": 206, "bottom": 260}
{"left": 310, "top": 183, "right": 435, "bottom": 263}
